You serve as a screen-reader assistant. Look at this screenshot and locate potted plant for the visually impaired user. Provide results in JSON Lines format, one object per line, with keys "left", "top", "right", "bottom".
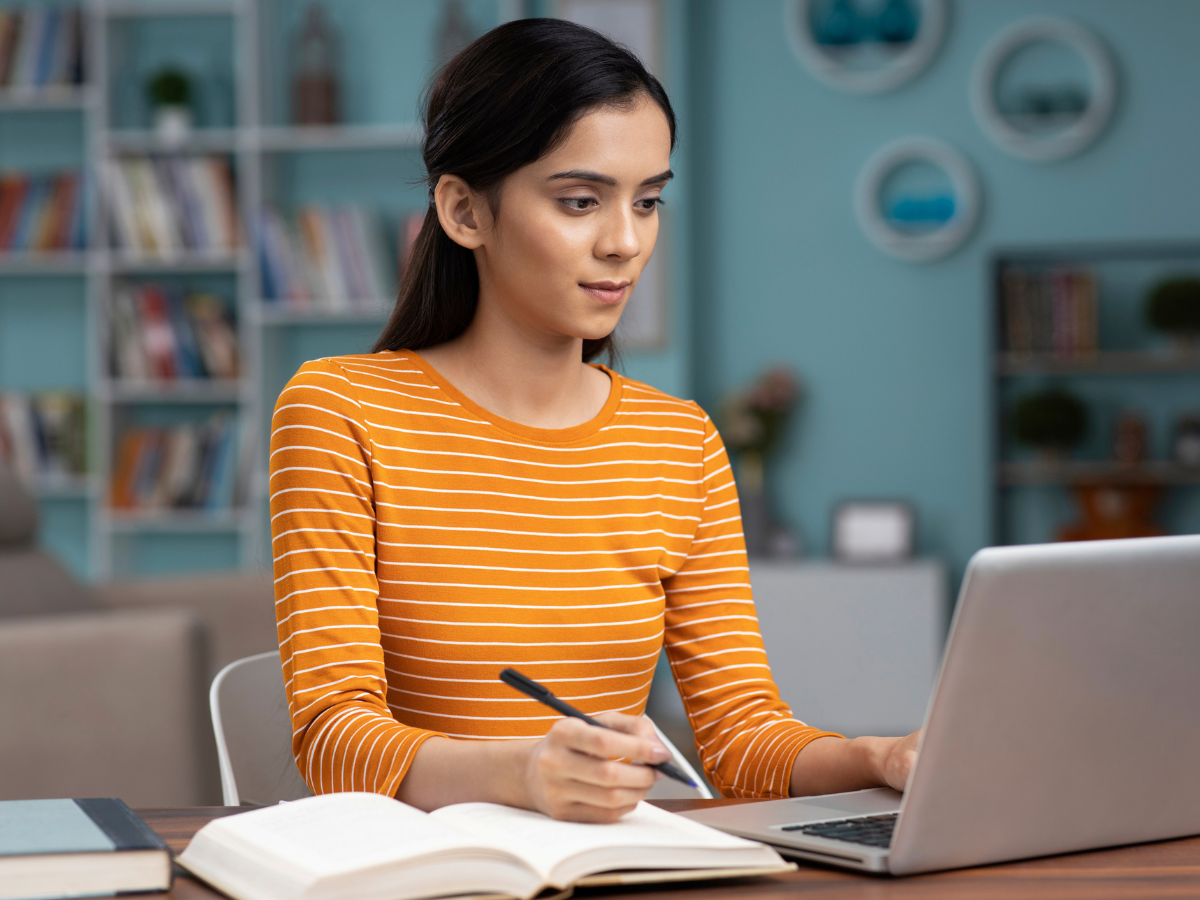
{"left": 147, "top": 67, "right": 192, "bottom": 142}
{"left": 1011, "top": 387, "right": 1088, "bottom": 463}
{"left": 720, "top": 366, "right": 803, "bottom": 557}
{"left": 1145, "top": 276, "right": 1200, "bottom": 355}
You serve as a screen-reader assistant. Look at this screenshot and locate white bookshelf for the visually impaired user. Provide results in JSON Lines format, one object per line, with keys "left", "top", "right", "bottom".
{"left": 5, "top": 0, "right": 518, "bottom": 578}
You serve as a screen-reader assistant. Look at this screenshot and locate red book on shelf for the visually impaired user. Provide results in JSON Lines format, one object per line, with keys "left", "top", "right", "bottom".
{"left": 0, "top": 175, "right": 28, "bottom": 250}
{"left": 135, "top": 286, "right": 179, "bottom": 380}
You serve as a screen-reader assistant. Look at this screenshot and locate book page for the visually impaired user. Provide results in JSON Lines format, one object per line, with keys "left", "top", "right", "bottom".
{"left": 192, "top": 793, "right": 517, "bottom": 879}
{"left": 430, "top": 801, "right": 779, "bottom": 885}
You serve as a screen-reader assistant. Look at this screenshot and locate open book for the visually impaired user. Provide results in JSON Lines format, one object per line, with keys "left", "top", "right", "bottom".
{"left": 177, "top": 793, "right": 792, "bottom": 900}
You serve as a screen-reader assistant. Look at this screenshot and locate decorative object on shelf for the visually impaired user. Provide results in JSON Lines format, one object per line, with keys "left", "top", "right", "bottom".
{"left": 110, "top": 413, "right": 237, "bottom": 512}
{"left": 1058, "top": 484, "right": 1165, "bottom": 542}
{"left": 257, "top": 205, "right": 393, "bottom": 312}
{"left": 971, "top": 17, "right": 1116, "bottom": 162}
{"left": 1111, "top": 411, "right": 1148, "bottom": 466}
{"left": 1011, "top": 386, "right": 1088, "bottom": 460}
{"left": 558, "top": 0, "right": 661, "bottom": 76}
{"left": 1000, "top": 265, "right": 1097, "bottom": 358}
{"left": 102, "top": 154, "right": 239, "bottom": 257}
{"left": 831, "top": 501, "right": 915, "bottom": 563}
{"left": 147, "top": 67, "right": 193, "bottom": 144}
{"left": 0, "top": 392, "right": 86, "bottom": 486}
{"left": 291, "top": 2, "right": 340, "bottom": 126}
{"left": 0, "top": 170, "right": 85, "bottom": 253}
{"left": 1172, "top": 414, "right": 1200, "bottom": 467}
{"left": 855, "top": 136, "right": 980, "bottom": 262}
{"left": 436, "top": 0, "right": 476, "bottom": 67}
{"left": 1145, "top": 276, "right": 1200, "bottom": 354}
{"left": 0, "top": 7, "right": 84, "bottom": 93}
{"left": 721, "top": 366, "right": 804, "bottom": 558}
{"left": 784, "top": 0, "right": 946, "bottom": 94}
{"left": 110, "top": 284, "right": 239, "bottom": 382}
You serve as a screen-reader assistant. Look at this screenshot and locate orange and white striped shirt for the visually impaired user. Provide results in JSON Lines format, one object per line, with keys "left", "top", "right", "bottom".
{"left": 269, "top": 350, "right": 838, "bottom": 799}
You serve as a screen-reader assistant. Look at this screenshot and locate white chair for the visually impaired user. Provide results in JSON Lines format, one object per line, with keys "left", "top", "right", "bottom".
{"left": 210, "top": 652, "right": 312, "bottom": 806}
{"left": 210, "top": 652, "right": 711, "bottom": 805}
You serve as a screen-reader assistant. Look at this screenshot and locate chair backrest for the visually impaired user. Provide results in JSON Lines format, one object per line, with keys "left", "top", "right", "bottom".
{"left": 210, "top": 652, "right": 312, "bottom": 806}
{"left": 210, "top": 651, "right": 711, "bottom": 805}
{"left": 646, "top": 720, "right": 713, "bottom": 800}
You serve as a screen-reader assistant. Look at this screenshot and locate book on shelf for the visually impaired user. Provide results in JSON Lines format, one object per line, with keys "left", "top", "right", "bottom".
{"left": 0, "top": 798, "right": 171, "bottom": 900}
{"left": 0, "top": 7, "right": 84, "bottom": 93}
{"left": 177, "top": 793, "right": 792, "bottom": 900}
{"left": 1001, "top": 267, "right": 1098, "bottom": 358}
{"left": 0, "top": 391, "right": 86, "bottom": 485}
{"left": 257, "top": 204, "right": 393, "bottom": 311}
{"left": 110, "top": 283, "right": 239, "bottom": 381}
{"left": 103, "top": 154, "right": 239, "bottom": 257}
{"left": 110, "top": 413, "right": 237, "bottom": 512}
{"left": 0, "top": 170, "right": 85, "bottom": 253}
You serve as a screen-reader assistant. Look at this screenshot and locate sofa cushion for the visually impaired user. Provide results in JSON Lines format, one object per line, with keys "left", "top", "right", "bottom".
{"left": 0, "top": 464, "right": 38, "bottom": 547}
{"left": 0, "top": 547, "right": 96, "bottom": 619}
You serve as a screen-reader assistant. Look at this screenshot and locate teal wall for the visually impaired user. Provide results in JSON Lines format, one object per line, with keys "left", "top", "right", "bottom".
{"left": 685, "top": 0, "right": 1200, "bottom": 576}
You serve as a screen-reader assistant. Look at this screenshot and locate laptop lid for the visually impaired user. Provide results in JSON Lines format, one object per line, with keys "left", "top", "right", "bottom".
{"left": 889, "top": 534, "right": 1200, "bottom": 874}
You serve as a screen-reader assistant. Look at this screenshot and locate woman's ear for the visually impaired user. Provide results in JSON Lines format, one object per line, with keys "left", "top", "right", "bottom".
{"left": 434, "top": 175, "right": 488, "bottom": 250}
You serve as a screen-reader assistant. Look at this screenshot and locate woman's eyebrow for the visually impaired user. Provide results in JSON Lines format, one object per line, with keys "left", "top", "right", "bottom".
{"left": 547, "top": 168, "right": 674, "bottom": 186}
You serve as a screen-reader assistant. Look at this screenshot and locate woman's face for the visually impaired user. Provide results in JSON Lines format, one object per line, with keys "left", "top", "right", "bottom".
{"left": 469, "top": 96, "right": 673, "bottom": 347}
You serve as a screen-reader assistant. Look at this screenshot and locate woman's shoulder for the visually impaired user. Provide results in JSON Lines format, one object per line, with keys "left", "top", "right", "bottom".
{"left": 614, "top": 373, "right": 714, "bottom": 439}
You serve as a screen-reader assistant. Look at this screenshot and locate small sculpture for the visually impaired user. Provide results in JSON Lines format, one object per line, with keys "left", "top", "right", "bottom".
{"left": 292, "top": 2, "right": 340, "bottom": 126}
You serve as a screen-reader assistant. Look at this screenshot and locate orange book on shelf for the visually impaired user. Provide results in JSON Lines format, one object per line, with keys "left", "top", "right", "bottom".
{"left": 110, "top": 429, "right": 148, "bottom": 508}
{"left": 50, "top": 173, "right": 78, "bottom": 251}
{"left": 31, "top": 174, "right": 67, "bottom": 251}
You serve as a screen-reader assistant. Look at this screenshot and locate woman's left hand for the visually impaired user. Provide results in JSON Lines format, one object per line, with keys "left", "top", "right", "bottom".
{"left": 874, "top": 729, "right": 921, "bottom": 791}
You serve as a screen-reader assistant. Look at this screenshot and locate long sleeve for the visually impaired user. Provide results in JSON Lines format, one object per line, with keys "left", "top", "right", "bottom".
{"left": 270, "top": 358, "right": 443, "bottom": 796}
{"left": 662, "top": 415, "right": 841, "bottom": 798}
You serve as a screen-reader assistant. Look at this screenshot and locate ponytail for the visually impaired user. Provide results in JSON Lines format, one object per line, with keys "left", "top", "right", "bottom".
{"left": 371, "top": 18, "right": 675, "bottom": 363}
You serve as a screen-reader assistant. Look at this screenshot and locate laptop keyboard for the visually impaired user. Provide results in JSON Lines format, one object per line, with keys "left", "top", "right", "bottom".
{"left": 781, "top": 812, "right": 898, "bottom": 848}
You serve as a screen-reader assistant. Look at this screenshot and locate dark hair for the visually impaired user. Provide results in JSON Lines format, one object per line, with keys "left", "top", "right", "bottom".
{"left": 372, "top": 18, "right": 676, "bottom": 363}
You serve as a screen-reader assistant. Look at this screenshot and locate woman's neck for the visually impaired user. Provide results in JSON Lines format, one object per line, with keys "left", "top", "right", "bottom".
{"left": 418, "top": 311, "right": 612, "bottom": 431}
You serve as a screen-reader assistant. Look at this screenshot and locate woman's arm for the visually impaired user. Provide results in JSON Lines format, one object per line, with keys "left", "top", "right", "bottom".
{"left": 663, "top": 410, "right": 919, "bottom": 798}
{"left": 789, "top": 732, "right": 920, "bottom": 796}
{"left": 271, "top": 359, "right": 444, "bottom": 795}
{"left": 397, "top": 712, "right": 672, "bottom": 823}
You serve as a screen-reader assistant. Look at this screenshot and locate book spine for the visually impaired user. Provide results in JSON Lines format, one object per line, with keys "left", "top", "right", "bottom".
{"left": 34, "top": 9, "right": 58, "bottom": 87}
{"left": 12, "top": 10, "right": 44, "bottom": 89}
{"left": 167, "top": 288, "right": 205, "bottom": 378}
{"left": 12, "top": 177, "right": 47, "bottom": 250}
{"left": 102, "top": 160, "right": 141, "bottom": 252}
{"left": 0, "top": 175, "right": 26, "bottom": 249}
{"left": 0, "top": 13, "right": 18, "bottom": 88}
{"left": 73, "top": 799, "right": 170, "bottom": 853}
{"left": 0, "top": 393, "right": 38, "bottom": 482}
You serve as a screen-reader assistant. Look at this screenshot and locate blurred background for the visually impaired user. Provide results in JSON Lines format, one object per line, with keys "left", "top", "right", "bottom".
{"left": 1, "top": 0, "right": 1198, "bottom": 804}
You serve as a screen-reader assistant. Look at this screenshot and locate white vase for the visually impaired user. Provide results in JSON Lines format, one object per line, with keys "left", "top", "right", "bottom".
{"left": 154, "top": 105, "right": 192, "bottom": 144}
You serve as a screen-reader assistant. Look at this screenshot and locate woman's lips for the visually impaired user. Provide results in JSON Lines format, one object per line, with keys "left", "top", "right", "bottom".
{"left": 580, "top": 282, "right": 629, "bottom": 305}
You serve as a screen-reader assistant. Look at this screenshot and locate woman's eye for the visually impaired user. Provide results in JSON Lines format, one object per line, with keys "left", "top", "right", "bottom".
{"left": 636, "top": 197, "right": 663, "bottom": 212}
{"left": 562, "top": 197, "right": 598, "bottom": 211}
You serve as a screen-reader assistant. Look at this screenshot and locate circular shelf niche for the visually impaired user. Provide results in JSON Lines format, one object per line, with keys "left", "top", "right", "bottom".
{"left": 970, "top": 16, "right": 1117, "bottom": 162}
{"left": 785, "top": 0, "right": 948, "bottom": 94}
{"left": 854, "top": 136, "right": 981, "bottom": 263}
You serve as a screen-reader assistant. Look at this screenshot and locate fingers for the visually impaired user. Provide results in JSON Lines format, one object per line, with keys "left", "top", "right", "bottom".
{"left": 572, "top": 713, "right": 671, "bottom": 764}
{"left": 525, "top": 716, "right": 668, "bottom": 823}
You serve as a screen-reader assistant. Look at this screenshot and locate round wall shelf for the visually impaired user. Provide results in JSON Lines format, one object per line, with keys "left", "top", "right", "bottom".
{"left": 854, "top": 137, "right": 981, "bottom": 263}
{"left": 970, "top": 16, "right": 1117, "bottom": 162}
{"left": 785, "top": 0, "right": 947, "bottom": 94}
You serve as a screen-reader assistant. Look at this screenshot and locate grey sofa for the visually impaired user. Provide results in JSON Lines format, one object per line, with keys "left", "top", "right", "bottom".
{"left": 0, "top": 465, "right": 278, "bottom": 806}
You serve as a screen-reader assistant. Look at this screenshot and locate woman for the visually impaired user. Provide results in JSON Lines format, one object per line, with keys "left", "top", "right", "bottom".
{"left": 270, "top": 18, "right": 918, "bottom": 824}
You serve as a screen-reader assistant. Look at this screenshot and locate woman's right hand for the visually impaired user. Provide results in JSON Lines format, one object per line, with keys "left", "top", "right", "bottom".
{"left": 522, "top": 713, "right": 672, "bottom": 823}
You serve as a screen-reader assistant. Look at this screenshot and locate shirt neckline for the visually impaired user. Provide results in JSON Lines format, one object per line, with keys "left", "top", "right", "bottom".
{"left": 402, "top": 350, "right": 624, "bottom": 445}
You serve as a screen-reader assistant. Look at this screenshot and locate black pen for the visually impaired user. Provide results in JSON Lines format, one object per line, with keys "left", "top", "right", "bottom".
{"left": 500, "top": 667, "right": 698, "bottom": 789}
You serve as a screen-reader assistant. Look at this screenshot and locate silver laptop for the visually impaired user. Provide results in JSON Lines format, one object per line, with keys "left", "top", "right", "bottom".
{"left": 680, "top": 534, "right": 1200, "bottom": 875}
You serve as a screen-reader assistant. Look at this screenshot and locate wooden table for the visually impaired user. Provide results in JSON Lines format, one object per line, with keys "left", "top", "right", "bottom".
{"left": 140, "top": 800, "right": 1200, "bottom": 900}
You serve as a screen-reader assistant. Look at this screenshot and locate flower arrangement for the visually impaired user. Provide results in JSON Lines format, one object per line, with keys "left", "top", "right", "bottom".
{"left": 721, "top": 366, "right": 803, "bottom": 490}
